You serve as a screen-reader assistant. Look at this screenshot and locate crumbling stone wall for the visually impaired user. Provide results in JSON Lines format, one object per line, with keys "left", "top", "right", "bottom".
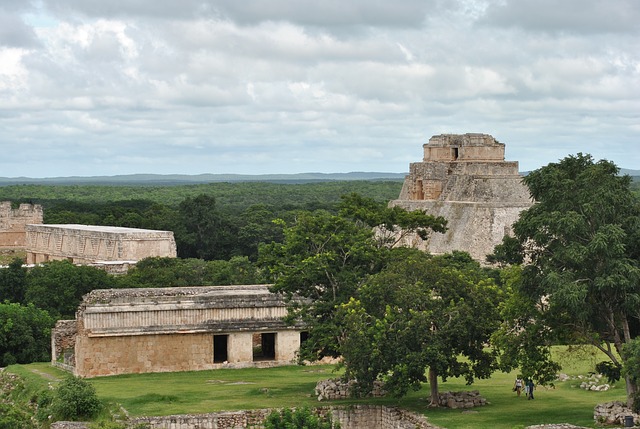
{"left": 315, "top": 378, "right": 386, "bottom": 401}
{"left": 51, "top": 406, "right": 441, "bottom": 429}
{"left": 594, "top": 401, "right": 639, "bottom": 426}
{"left": 0, "top": 201, "right": 43, "bottom": 249}
{"left": 51, "top": 319, "right": 77, "bottom": 370}
{"left": 428, "top": 390, "right": 488, "bottom": 409}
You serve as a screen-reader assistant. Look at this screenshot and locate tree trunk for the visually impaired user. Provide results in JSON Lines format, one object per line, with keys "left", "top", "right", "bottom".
{"left": 428, "top": 367, "right": 439, "bottom": 407}
{"left": 626, "top": 374, "right": 637, "bottom": 409}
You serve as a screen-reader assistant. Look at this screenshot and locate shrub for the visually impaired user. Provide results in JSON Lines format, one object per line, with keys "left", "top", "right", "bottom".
{"left": 264, "top": 407, "right": 339, "bottom": 429}
{"left": 49, "top": 375, "right": 102, "bottom": 421}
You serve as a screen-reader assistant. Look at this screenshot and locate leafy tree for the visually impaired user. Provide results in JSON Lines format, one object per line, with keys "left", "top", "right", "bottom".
{"left": 0, "top": 258, "right": 27, "bottom": 303}
{"left": 259, "top": 195, "right": 445, "bottom": 361}
{"left": 174, "top": 194, "right": 237, "bottom": 260}
{"left": 234, "top": 204, "right": 284, "bottom": 261}
{"left": 0, "top": 302, "right": 54, "bottom": 366}
{"left": 264, "top": 407, "right": 339, "bottom": 429}
{"left": 339, "top": 250, "right": 502, "bottom": 405}
{"left": 490, "top": 153, "right": 640, "bottom": 405}
{"left": 48, "top": 375, "right": 102, "bottom": 421}
{"left": 338, "top": 192, "right": 447, "bottom": 246}
{"left": 25, "top": 260, "right": 116, "bottom": 319}
{"left": 260, "top": 209, "right": 381, "bottom": 359}
{"left": 116, "top": 256, "right": 265, "bottom": 288}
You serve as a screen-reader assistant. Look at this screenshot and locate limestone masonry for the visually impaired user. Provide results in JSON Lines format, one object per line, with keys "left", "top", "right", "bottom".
{"left": 25, "top": 224, "right": 177, "bottom": 265}
{"left": 53, "top": 285, "right": 306, "bottom": 378}
{"left": 390, "top": 133, "right": 533, "bottom": 261}
{"left": 0, "top": 201, "right": 43, "bottom": 249}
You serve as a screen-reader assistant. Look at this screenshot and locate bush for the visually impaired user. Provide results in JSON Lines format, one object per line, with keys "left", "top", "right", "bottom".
{"left": 264, "top": 407, "right": 339, "bottom": 429}
{"left": 49, "top": 375, "right": 102, "bottom": 421}
{"left": 0, "top": 403, "right": 36, "bottom": 429}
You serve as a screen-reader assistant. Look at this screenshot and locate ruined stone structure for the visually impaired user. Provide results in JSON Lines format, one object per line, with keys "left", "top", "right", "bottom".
{"left": 390, "top": 133, "right": 533, "bottom": 261}
{"left": 25, "top": 224, "right": 176, "bottom": 265}
{"left": 0, "top": 201, "right": 43, "bottom": 249}
{"left": 51, "top": 406, "right": 441, "bottom": 429}
{"left": 53, "top": 285, "right": 307, "bottom": 378}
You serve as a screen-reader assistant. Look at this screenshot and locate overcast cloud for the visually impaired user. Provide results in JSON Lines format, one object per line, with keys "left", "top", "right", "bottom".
{"left": 0, "top": 0, "right": 638, "bottom": 177}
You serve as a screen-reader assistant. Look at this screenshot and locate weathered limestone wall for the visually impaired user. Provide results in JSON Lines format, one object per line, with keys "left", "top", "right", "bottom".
{"left": 392, "top": 201, "right": 530, "bottom": 261}
{"left": 66, "top": 285, "right": 305, "bottom": 377}
{"left": 25, "top": 224, "right": 176, "bottom": 264}
{"left": 0, "top": 201, "right": 43, "bottom": 249}
{"left": 129, "top": 406, "right": 440, "bottom": 429}
{"left": 52, "top": 406, "right": 441, "bottom": 429}
{"left": 390, "top": 133, "right": 533, "bottom": 262}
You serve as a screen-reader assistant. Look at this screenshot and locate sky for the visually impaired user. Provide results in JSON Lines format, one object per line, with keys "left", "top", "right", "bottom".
{"left": 0, "top": 0, "right": 638, "bottom": 178}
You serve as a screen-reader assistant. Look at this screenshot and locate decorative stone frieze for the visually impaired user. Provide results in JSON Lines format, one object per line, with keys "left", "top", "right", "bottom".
{"left": 55, "top": 285, "right": 308, "bottom": 378}
{"left": 25, "top": 224, "right": 176, "bottom": 265}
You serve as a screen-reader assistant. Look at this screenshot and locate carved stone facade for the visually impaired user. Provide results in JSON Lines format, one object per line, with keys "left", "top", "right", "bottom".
{"left": 25, "top": 224, "right": 176, "bottom": 265}
{"left": 390, "top": 133, "right": 533, "bottom": 261}
{"left": 0, "top": 201, "right": 43, "bottom": 249}
{"left": 53, "top": 285, "right": 306, "bottom": 378}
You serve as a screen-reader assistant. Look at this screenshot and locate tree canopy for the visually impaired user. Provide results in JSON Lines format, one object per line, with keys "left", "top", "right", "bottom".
{"left": 340, "top": 250, "right": 502, "bottom": 405}
{"left": 259, "top": 194, "right": 446, "bottom": 361}
{"left": 490, "top": 153, "right": 640, "bottom": 404}
{"left": 0, "top": 302, "right": 54, "bottom": 366}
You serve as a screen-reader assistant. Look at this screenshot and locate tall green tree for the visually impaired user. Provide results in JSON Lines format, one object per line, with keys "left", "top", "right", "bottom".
{"left": 0, "top": 258, "right": 27, "bottom": 303}
{"left": 174, "top": 194, "right": 237, "bottom": 260}
{"left": 259, "top": 194, "right": 446, "bottom": 361}
{"left": 490, "top": 153, "right": 640, "bottom": 405}
{"left": 0, "top": 302, "right": 54, "bottom": 366}
{"left": 25, "top": 260, "right": 116, "bottom": 319}
{"left": 340, "top": 250, "right": 502, "bottom": 405}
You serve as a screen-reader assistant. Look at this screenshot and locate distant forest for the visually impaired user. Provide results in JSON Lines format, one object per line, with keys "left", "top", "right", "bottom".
{"left": 0, "top": 180, "right": 404, "bottom": 262}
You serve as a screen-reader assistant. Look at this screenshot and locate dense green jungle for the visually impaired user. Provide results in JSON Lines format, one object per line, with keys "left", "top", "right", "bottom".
{"left": 1, "top": 172, "right": 640, "bottom": 428}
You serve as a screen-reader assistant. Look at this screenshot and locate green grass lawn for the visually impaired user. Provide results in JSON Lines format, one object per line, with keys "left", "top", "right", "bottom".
{"left": 6, "top": 346, "right": 628, "bottom": 429}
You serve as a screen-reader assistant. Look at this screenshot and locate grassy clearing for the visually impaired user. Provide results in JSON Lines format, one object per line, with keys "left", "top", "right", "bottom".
{"left": 6, "top": 346, "right": 628, "bottom": 429}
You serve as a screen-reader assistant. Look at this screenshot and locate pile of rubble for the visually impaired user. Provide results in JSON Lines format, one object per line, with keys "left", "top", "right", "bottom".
{"left": 593, "top": 401, "right": 639, "bottom": 426}
{"left": 556, "top": 373, "right": 611, "bottom": 391}
{"left": 429, "top": 391, "right": 488, "bottom": 409}
{"left": 314, "top": 378, "right": 386, "bottom": 401}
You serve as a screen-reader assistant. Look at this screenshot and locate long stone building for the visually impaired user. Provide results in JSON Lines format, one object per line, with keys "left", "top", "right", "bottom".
{"left": 389, "top": 133, "right": 533, "bottom": 261}
{"left": 52, "top": 285, "right": 306, "bottom": 378}
{"left": 25, "top": 224, "right": 177, "bottom": 265}
{"left": 0, "top": 201, "right": 43, "bottom": 249}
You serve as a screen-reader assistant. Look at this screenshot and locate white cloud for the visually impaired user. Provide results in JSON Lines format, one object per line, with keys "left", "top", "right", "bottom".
{"left": 0, "top": 0, "right": 637, "bottom": 177}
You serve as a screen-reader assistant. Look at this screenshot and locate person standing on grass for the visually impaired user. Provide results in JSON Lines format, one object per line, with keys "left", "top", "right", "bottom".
{"left": 526, "top": 379, "right": 535, "bottom": 400}
{"left": 514, "top": 377, "right": 523, "bottom": 397}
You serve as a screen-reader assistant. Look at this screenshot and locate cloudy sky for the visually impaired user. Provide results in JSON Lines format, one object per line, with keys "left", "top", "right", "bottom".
{"left": 0, "top": 0, "right": 638, "bottom": 178}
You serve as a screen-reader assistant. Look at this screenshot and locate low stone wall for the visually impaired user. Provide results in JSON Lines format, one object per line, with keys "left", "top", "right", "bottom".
{"left": 429, "top": 391, "right": 487, "bottom": 409}
{"left": 51, "top": 406, "right": 442, "bottom": 429}
{"left": 315, "top": 378, "right": 386, "bottom": 401}
{"left": 594, "top": 401, "right": 640, "bottom": 426}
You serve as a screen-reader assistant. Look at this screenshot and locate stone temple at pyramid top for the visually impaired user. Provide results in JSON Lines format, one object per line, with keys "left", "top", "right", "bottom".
{"left": 390, "top": 133, "right": 533, "bottom": 262}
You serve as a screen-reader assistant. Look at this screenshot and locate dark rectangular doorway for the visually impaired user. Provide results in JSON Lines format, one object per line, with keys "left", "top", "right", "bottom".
{"left": 253, "top": 332, "right": 276, "bottom": 361}
{"left": 213, "top": 334, "right": 228, "bottom": 363}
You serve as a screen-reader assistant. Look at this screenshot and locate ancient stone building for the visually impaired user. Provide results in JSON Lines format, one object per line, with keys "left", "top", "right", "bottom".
{"left": 52, "top": 285, "right": 306, "bottom": 378}
{"left": 25, "top": 224, "right": 176, "bottom": 265}
{"left": 0, "top": 201, "right": 43, "bottom": 249}
{"left": 389, "top": 133, "right": 533, "bottom": 261}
